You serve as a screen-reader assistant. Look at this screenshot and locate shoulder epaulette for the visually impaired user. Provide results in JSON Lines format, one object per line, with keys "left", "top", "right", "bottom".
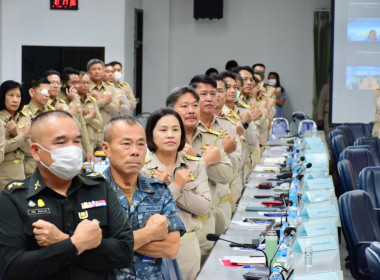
{"left": 183, "top": 154, "right": 200, "bottom": 161}
{"left": 85, "top": 172, "right": 105, "bottom": 179}
{"left": 21, "top": 110, "right": 29, "bottom": 117}
{"left": 89, "top": 96, "right": 97, "bottom": 102}
{"left": 106, "top": 81, "right": 114, "bottom": 86}
{"left": 5, "top": 181, "right": 25, "bottom": 192}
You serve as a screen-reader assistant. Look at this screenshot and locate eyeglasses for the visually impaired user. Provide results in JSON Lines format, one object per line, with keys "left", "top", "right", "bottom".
{"left": 50, "top": 82, "right": 62, "bottom": 86}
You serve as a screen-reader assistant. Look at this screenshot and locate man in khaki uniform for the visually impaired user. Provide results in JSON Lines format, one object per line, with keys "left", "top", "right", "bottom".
{"left": 103, "top": 64, "right": 131, "bottom": 117}
{"left": 167, "top": 86, "right": 235, "bottom": 264}
{"left": 87, "top": 59, "right": 120, "bottom": 136}
{"left": 218, "top": 71, "right": 260, "bottom": 186}
{"left": 44, "top": 69, "right": 94, "bottom": 162}
{"left": 21, "top": 78, "right": 51, "bottom": 176}
{"left": 108, "top": 60, "right": 137, "bottom": 110}
{"left": 77, "top": 72, "right": 104, "bottom": 152}
{"left": 191, "top": 74, "right": 241, "bottom": 235}
{"left": 233, "top": 67, "right": 263, "bottom": 179}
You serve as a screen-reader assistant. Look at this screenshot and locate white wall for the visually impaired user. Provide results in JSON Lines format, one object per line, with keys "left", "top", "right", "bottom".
{"left": 0, "top": 0, "right": 330, "bottom": 120}
{"left": 0, "top": 0, "right": 126, "bottom": 81}
{"left": 142, "top": 0, "right": 331, "bottom": 119}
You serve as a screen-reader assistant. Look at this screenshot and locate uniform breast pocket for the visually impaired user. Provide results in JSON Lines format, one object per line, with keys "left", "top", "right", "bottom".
{"left": 135, "top": 204, "right": 163, "bottom": 228}
{"left": 84, "top": 206, "right": 109, "bottom": 229}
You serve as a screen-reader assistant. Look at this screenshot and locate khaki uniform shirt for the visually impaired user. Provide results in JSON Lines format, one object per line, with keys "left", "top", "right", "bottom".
{"left": 46, "top": 97, "right": 69, "bottom": 111}
{"left": 190, "top": 126, "right": 235, "bottom": 208}
{"left": 200, "top": 117, "right": 242, "bottom": 198}
{"left": 141, "top": 152, "right": 211, "bottom": 232}
{"left": 108, "top": 82, "right": 131, "bottom": 117}
{"left": 79, "top": 94, "right": 104, "bottom": 152}
{"left": 89, "top": 81, "right": 120, "bottom": 126}
{"left": 373, "top": 88, "right": 380, "bottom": 138}
{"left": 118, "top": 82, "right": 137, "bottom": 110}
{"left": 0, "top": 110, "right": 31, "bottom": 163}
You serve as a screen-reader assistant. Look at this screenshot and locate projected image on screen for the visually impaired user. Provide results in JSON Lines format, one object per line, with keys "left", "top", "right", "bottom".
{"left": 347, "top": 18, "right": 380, "bottom": 42}
{"left": 346, "top": 66, "right": 380, "bottom": 90}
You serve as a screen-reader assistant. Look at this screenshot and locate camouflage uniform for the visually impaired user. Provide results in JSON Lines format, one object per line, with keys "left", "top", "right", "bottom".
{"left": 104, "top": 168, "right": 186, "bottom": 280}
{"left": 141, "top": 152, "right": 211, "bottom": 280}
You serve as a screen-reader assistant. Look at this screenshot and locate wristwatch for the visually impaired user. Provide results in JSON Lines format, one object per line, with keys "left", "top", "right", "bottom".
{"left": 241, "top": 121, "right": 249, "bottom": 130}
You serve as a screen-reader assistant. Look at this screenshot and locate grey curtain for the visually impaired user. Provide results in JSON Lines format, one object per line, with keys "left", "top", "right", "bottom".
{"left": 313, "top": 10, "right": 331, "bottom": 120}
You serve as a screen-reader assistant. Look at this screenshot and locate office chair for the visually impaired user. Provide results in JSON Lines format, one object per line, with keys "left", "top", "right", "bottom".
{"left": 337, "top": 125, "right": 356, "bottom": 146}
{"left": 328, "top": 128, "right": 345, "bottom": 151}
{"left": 339, "top": 190, "right": 380, "bottom": 279}
{"left": 339, "top": 148, "right": 376, "bottom": 184}
{"left": 345, "top": 145, "right": 380, "bottom": 166}
{"left": 354, "top": 137, "right": 380, "bottom": 165}
{"left": 337, "top": 159, "right": 358, "bottom": 193}
{"left": 298, "top": 119, "right": 316, "bottom": 136}
{"left": 343, "top": 123, "right": 367, "bottom": 140}
{"left": 359, "top": 166, "right": 380, "bottom": 223}
{"left": 289, "top": 111, "right": 306, "bottom": 135}
{"left": 365, "top": 242, "right": 380, "bottom": 280}
{"left": 331, "top": 134, "right": 348, "bottom": 162}
{"left": 270, "top": 117, "right": 289, "bottom": 137}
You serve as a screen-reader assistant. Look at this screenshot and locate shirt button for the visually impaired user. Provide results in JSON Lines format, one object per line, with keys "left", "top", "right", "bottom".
{"left": 67, "top": 223, "right": 72, "bottom": 228}
{"left": 66, "top": 198, "right": 70, "bottom": 202}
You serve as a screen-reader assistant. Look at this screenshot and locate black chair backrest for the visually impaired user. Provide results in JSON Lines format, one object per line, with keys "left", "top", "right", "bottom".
{"left": 338, "top": 125, "right": 356, "bottom": 146}
{"left": 359, "top": 166, "right": 380, "bottom": 223}
{"left": 338, "top": 159, "right": 358, "bottom": 192}
{"left": 331, "top": 134, "right": 348, "bottom": 162}
{"left": 339, "top": 190, "right": 380, "bottom": 279}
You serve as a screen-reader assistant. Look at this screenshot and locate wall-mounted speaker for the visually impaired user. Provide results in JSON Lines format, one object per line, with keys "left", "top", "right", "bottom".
{"left": 194, "top": 0, "right": 223, "bottom": 20}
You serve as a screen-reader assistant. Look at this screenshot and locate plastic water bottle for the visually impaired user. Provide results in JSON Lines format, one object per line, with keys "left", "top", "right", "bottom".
{"left": 277, "top": 222, "right": 288, "bottom": 266}
{"left": 305, "top": 239, "right": 313, "bottom": 267}
{"left": 289, "top": 182, "right": 298, "bottom": 207}
{"left": 312, "top": 125, "right": 317, "bottom": 137}
{"left": 288, "top": 206, "right": 298, "bottom": 226}
{"left": 285, "top": 152, "right": 292, "bottom": 169}
{"left": 269, "top": 267, "right": 282, "bottom": 280}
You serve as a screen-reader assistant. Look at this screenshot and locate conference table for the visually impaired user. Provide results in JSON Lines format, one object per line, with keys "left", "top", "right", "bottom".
{"left": 197, "top": 132, "right": 343, "bottom": 280}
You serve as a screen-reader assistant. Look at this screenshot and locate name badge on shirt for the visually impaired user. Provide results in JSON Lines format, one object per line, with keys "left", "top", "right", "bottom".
{"left": 137, "top": 205, "right": 163, "bottom": 213}
{"left": 28, "top": 208, "right": 50, "bottom": 215}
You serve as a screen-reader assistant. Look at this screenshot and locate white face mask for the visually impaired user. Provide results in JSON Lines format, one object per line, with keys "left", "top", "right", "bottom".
{"left": 234, "top": 90, "right": 241, "bottom": 102}
{"left": 268, "top": 79, "right": 277, "bottom": 86}
{"left": 114, "top": 71, "right": 123, "bottom": 82}
{"left": 37, "top": 144, "right": 83, "bottom": 180}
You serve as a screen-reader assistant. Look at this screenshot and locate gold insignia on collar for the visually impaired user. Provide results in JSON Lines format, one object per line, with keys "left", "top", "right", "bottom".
{"left": 183, "top": 154, "right": 200, "bottom": 161}
{"left": 145, "top": 157, "right": 151, "bottom": 163}
{"left": 219, "top": 128, "right": 226, "bottom": 133}
{"left": 34, "top": 181, "right": 41, "bottom": 190}
{"left": 87, "top": 172, "right": 100, "bottom": 177}
{"left": 7, "top": 182, "right": 24, "bottom": 190}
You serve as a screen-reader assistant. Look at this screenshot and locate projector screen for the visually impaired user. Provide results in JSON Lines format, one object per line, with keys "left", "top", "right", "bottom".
{"left": 332, "top": 0, "right": 380, "bottom": 124}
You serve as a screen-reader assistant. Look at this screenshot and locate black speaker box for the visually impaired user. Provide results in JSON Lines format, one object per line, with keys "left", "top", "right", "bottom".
{"left": 194, "top": 0, "right": 223, "bottom": 20}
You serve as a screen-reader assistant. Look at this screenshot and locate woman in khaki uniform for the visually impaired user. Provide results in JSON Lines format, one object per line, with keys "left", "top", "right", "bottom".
{"left": 78, "top": 72, "right": 103, "bottom": 152}
{"left": 0, "top": 80, "right": 31, "bottom": 189}
{"left": 140, "top": 108, "right": 211, "bottom": 280}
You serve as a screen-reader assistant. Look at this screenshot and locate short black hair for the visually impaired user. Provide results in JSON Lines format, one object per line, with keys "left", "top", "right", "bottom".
{"left": 232, "top": 66, "right": 253, "bottom": 77}
{"left": 205, "top": 67, "right": 218, "bottom": 76}
{"left": 189, "top": 74, "right": 217, "bottom": 90}
{"left": 225, "top": 60, "right": 238, "bottom": 70}
{"left": 166, "top": 86, "right": 200, "bottom": 108}
{"left": 61, "top": 67, "right": 80, "bottom": 83}
{"left": 145, "top": 108, "right": 186, "bottom": 153}
{"left": 43, "top": 70, "right": 61, "bottom": 79}
{"left": 219, "top": 71, "right": 236, "bottom": 82}
{"left": 108, "top": 61, "right": 122, "bottom": 68}
{"left": 214, "top": 75, "right": 227, "bottom": 89}
{"left": 0, "top": 80, "right": 25, "bottom": 113}
{"left": 30, "top": 77, "right": 50, "bottom": 90}
{"left": 252, "top": 63, "right": 266, "bottom": 70}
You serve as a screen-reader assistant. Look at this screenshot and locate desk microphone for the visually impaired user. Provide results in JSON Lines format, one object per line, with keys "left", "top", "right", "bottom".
{"left": 242, "top": 227, "right": 296, "bottom": 279}
{"left": 206, "top": 234, "right": 268, "bottom": 266}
